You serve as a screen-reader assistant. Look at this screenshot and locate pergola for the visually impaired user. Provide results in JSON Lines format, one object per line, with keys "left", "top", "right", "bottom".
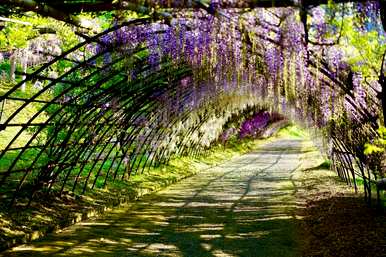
{"left": 0, "top": 0, "right": 385, "bottom": 208}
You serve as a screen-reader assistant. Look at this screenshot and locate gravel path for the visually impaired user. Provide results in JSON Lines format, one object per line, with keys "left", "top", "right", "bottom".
{"left": 4, "top": 138, "right": 308, "bottom": 257}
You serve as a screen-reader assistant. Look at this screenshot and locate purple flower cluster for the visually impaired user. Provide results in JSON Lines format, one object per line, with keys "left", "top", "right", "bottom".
{"left": 86, "top": 6, "right": 381, "bottom": 155}
{"left": 239, "top": 112, "right": 271, "bottom": 139}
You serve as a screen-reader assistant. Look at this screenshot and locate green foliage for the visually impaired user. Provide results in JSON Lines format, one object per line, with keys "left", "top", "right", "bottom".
{"left": 309, "top": 4, "right": 385, "bottom": 80}
{"left": 340, "top": 16, "right": 385, "bottom": 78}
{"left": 53, "top": 22, "right": 79, "bottom": 51}
{"left": 363, "top": 143, "right": 384, "bottom": 155}
{"left": 0, "top": 19, "right": 34, "bottom": 50}
{"left": 0, "top": 14, "right": 77, "bottom": 51}
{"left": 364, "top": 125, "right": 386, "bottom": 155}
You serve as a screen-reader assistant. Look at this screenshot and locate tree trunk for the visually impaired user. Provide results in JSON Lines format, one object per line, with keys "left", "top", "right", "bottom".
{"left": 9, "top": 50, "right": 16, "bottom": 81}
{"left": 21, "top": 55, "right": 27, "bottom": 91}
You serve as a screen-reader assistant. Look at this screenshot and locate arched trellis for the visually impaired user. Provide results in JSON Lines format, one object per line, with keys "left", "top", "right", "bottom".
{"left": 0, "top": 14, "right": 270, "bottom": 206}
{"left": 0, "top": 3, "right": 384, "bottom": 207}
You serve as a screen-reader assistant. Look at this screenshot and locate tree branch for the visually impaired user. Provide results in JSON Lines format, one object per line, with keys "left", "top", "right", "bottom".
{"left": 1, "top": 0, "right": 84, "bottom": 27}
{"left": 1, "top": 0, "right": 374, "bottom": 13}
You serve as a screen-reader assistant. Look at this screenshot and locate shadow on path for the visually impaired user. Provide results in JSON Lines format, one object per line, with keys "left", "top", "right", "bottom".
{"left": 3, "top": 138, "right": 307, "bottom": 257}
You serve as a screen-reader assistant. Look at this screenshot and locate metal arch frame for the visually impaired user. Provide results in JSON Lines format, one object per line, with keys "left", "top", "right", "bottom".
{"left": 0, "top": 20, "right": 190, "bottom": 204}
{"left": 2, "top": 37, "right": 215, "bottom": 207}
{"left": 1, "top": 51, "right": 126, "bottom": 185}
{"left": 112, "top": 67, "right": 196, "bottom": 179}
{"left": 0, "top": 26, "right": 164, "bottom": 175}
{"left": 85, "top": 66, "right": 194, "bottom": 191}
{"left": 0, "top": 8, "right": 383, "bottom": 207}
{"left": 6, "top": 60, "right": 133, "bottom": 204}
{"left": 38, "top": 61, "right": 191, "bottom": 196}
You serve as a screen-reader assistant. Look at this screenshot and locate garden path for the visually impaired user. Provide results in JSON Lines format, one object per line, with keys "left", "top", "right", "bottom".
{"left": 3, "top": 138, "right": 309, "bottom": 257}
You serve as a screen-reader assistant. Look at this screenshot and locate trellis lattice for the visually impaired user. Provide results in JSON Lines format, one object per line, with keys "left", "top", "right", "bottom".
{"left": 0, "top": 4, "right": 383, "bottom": 207}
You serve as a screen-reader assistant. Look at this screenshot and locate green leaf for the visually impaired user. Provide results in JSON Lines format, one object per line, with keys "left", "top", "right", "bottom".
{"left": 364, "top": 143, "right": 384, "bottom": 155}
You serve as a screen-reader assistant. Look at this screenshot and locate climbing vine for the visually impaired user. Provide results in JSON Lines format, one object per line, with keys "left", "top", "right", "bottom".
{"left": 0, "top": 1, "right": 385, "bottom": 206}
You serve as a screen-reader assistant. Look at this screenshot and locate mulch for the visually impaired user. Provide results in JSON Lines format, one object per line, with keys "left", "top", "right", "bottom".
{"left": 299, "top": 192, "right": 386, "bottom": 257}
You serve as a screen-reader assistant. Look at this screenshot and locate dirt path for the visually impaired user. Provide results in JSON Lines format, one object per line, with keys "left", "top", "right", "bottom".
{"left": 3, "top": 138, "right": 312, "bottom": 257}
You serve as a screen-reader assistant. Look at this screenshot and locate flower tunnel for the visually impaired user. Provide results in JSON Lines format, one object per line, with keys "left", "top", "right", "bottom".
{"left": 0, "top": 1, "right": 385, "bottom": 208}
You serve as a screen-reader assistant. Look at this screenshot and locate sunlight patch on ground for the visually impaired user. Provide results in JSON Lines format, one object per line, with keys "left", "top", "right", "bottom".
{"left": 186, "top": 202, "right": 232, "bottom": 207}
{"left": 90, "top": 238, "right": 119, "bottom": 244}
{"left": 225, "top": 231, "right": 270, "bottom": 239}
{"left": 201, "top": 243, "right": 212, "bottom": 250}
{"left": 4, "top": 137, "right": 316, "bottom": 257}
{"left": 11, "top": 245, "right": 63, "bottom": 252}
{"left": 154, "top": 202, "right": 186, "bottom": 207}
{"left": 213, "top": 249, "right": 236, "bottom": 257}
{"left": 200, "top": 234, "right": 223, "bottom": 239}
{"left": 146, "top": 243, "right": 179, "bottom": 250}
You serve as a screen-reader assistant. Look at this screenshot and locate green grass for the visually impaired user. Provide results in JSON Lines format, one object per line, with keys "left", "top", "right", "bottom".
{"left": 0, "top": 97, "right": 48, "bottom": 150}
{"left": 276, "top": 124, "right": 308, "bottom": 139}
